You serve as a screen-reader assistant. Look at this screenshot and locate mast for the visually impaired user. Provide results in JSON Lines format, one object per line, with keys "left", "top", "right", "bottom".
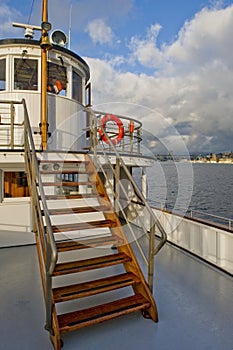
{"left": 40, "top": 0, "right": 52, "bottom": 150}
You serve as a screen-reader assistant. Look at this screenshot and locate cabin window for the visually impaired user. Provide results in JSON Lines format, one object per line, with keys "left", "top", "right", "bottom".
{"left": 72, "top": 70, "right": 82, "bottom": 102}
{"left": 47, "top": 62, "right": 67, "bottom": 95}
{"left": 4, "top": 171, "right": 29, "bottom": 198}
{"left": 14, "top": 58, "right": 38, "bottom": 90}
{"left": 0, "top": 58, "right": 6, "bottom": 90}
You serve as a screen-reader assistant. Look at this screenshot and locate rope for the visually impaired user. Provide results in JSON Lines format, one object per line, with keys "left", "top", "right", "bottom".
{"left": 27, "top": 0, "right": 35, "bottom": 24}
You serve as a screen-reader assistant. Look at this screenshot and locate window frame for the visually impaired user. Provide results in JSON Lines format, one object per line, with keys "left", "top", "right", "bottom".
{"left": 47, "top": 61, "right": 67, "bottom": 96}
{"left": 72, "top": 69, "right": 83, "bottom": 103}
{"left": 13, "top": 57, "right": 39, "bottom": 91}
{"left": 0, "top": 57, "right": 6, "bottom": 91}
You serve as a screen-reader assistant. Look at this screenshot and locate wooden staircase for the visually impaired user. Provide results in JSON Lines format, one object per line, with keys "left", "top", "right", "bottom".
{"left": 34, "top": 152, "right": 158, "bottom": 350}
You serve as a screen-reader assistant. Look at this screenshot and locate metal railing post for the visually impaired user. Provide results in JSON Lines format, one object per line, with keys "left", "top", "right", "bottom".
{"left": 93, "top": 114, "right": 98, "bottom": 166}
{"left": 148, "top": 218, "right": 155, "bottom": 292}
{"left": 10, "top": 102, "right": 15, "bottom": 149}
{"left": 88, "top": 110, "right": 93, "bottom": 150}
{"left": 45, "top": 240, "right": 54, "bottom": 334}
{"left": 115, "top": 157, "right": 120, "bottom": 213}
{"left": 137, "top": 129, "right": 140, "bottom": 154}
{"left": 130, "top": 130, "right": 133, "bottom": 154}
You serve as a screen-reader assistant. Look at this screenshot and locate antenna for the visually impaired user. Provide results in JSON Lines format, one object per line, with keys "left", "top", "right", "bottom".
{"left": 68, "top": 3, "right": 72, "bottom": 49}
{"left": 12, "top": 22, "right": 42, "bottom": 39}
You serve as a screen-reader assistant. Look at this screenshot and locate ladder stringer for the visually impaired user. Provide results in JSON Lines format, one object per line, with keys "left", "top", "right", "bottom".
{"left": 85, "top": 154, "right": 158, "bottom": 322}
{"left": 35, "top": 227, "right": 62, "bottom": 347}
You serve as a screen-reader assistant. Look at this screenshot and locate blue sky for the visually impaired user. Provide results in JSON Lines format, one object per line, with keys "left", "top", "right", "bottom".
{"left": 1, "top": 0, "right": 233, "bottom": 154}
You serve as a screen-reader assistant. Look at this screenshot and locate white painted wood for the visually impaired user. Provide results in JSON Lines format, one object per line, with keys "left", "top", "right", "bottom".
{"left": 45, "top": 198, "right": 100, "bottom": 209}
{"left": 37, "top": 152, "right": 85, "bottom": 162}
{"left": 49, "top": 211, "right": 105, "bottom": 225}
{"left": 54, "top": 227, "right": 111, "bottom": 242}
{"left": 0, "top": 198, "right": 31, "bottom": 232}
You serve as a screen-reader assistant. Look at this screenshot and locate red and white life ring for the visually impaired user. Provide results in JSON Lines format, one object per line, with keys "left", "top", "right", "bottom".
{"left": 47, "top": 79, "right": 63, "bottom": 94}
{"left": 98, "top": 114, "right": 124, "bottom": 145}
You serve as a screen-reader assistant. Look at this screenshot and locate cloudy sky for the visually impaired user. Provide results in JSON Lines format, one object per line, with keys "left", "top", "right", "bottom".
{"left": 1, "top": 0, "right": 233, "bottom": 154}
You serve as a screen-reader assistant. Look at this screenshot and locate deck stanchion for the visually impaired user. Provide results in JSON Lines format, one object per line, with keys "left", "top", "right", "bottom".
{"left": 148, "top": 218, "right": 155, "bottom": 292}
{"left": 10, "top": 103, "right": 15, "bottom": 149}
{"left": 115, "top": 157, "right": 120, "bottom": 213}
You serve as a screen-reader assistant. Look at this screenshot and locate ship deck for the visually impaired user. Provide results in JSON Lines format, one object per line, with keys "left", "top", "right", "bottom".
{"left": 0, "top": 230, "right": 233, "bottom": 350}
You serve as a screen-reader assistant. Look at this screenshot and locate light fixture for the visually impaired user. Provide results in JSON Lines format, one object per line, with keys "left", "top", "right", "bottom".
{"left": 22, "top": 49, "right": 28, "bottom": 57}
{"left": 50, "top": 30, "right": 67, "bottom": 47}
{"left": 41, "top": 21, "right": 52, "bottom": 32}
{"left": 42, "top": 164, "right": 49, "bottom": 171}
{"left": 53, "top": 163, "right": 60, "bottom": 171}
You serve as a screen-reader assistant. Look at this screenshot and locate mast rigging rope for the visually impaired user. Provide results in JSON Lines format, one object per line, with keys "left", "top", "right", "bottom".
{"left": 28, "top": 0, "right": 35, "bottom": 24}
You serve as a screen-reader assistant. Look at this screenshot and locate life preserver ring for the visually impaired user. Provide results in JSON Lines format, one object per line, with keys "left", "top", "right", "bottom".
{"left": 47, "top": 79, "right": 63, "bottom": 94}
{"left": 98, "top": 114, "right": 124, "bottom": 145}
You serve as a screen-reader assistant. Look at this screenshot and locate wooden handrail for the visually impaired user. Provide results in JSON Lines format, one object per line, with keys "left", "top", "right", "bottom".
{"left": 23, "top": 98, "right": 57, "bottom": 334}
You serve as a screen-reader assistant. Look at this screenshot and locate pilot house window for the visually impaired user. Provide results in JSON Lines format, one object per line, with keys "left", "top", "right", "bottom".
{"left": 14, "top": 58, "right": 38, "bottom": 90}
{"left": 72, "top": 70, "right": 82, "bottom": 102}
{"left": 0, "top": 58, "right": 6, "bottom": 90}
{"left": 47, "top": 62, "right": 67, "bottom": 95}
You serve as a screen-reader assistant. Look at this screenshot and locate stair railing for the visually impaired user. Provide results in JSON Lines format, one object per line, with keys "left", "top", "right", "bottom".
{"left": 87, "top": 107, "right": 167, "bottom": 292}
{"left": 0, "top": 100, "right": 24, "bottom": 149}
{"left": 23, "top": 99, "right": 57, "bottom": 334}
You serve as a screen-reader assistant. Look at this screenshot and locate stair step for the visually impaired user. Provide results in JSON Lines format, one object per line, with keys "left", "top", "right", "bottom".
{"left": 52, "top": 219, "right": 117, "bottom": 233}
{"left": 47, "top": 205, "right": 111, "bottom": 215}
{"left": 56, "top": 234, "right": 124, "bottom": 252}
{"left": 45, "top": 198, "right": 101, "bottom": 210}
{"left": 53, "top": 272, "right": 140, "bottom": 303}
{"left": 38, "top": 160, "right": 88, "bottom": 164}
{"left": 57, "top": 294, "right": 150, "bottom": 333}
{"left": 53, "top": 252, "right": 131, "bottom": 276}
{"left": 41, "top": 170, "right": 90, "bottom": 174}
{"left": 45, "top": 194, "right": 100, "bottom": 200}
{"left": 50, "top": 211, "right": 105, "bottom": 226}
{"left": 42, "top": 181, "right": 95, "bottom": 187}
{"left": 37, "top": 153, "right": 85, "bottom": 162}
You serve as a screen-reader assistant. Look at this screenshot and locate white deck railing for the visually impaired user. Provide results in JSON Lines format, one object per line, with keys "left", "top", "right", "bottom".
{"left": 128, "top": 201, "right": 233, "bottom": 275}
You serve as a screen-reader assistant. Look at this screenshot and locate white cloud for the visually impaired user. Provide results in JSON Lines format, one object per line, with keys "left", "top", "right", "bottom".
{"left": 165, "top": 5, "right": 233, "bottom": 72}
{"left": 128, "top": 5, "right": 233, "bottom": 75}
{"left": 86, "top": 4, "right": 233, "bottom": 153}
{"left": 85, "top": 57, "right": 189, "bottom": 154}
{"left": 86, "top": 18, "right": 114, "bottom": 45}
{"left": 129, "top": 24, "right": 163, "bottom": 68}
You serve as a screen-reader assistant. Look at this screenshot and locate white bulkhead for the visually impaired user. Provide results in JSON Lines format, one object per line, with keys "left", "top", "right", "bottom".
{"left": 0, "top": 38, "right": 90, "bottom": 151}
{"left": 0, "top": 38, "right": 91, "bottom": 232}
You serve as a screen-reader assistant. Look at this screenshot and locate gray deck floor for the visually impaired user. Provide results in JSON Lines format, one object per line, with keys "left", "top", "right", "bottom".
{"left": 0, "top": 237, "right": 233, "bottom": 350}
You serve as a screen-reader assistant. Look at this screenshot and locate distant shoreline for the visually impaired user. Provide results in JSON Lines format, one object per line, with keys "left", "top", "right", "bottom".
{"left": 191, "top": 160, "right": 233, "bottom": 164}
